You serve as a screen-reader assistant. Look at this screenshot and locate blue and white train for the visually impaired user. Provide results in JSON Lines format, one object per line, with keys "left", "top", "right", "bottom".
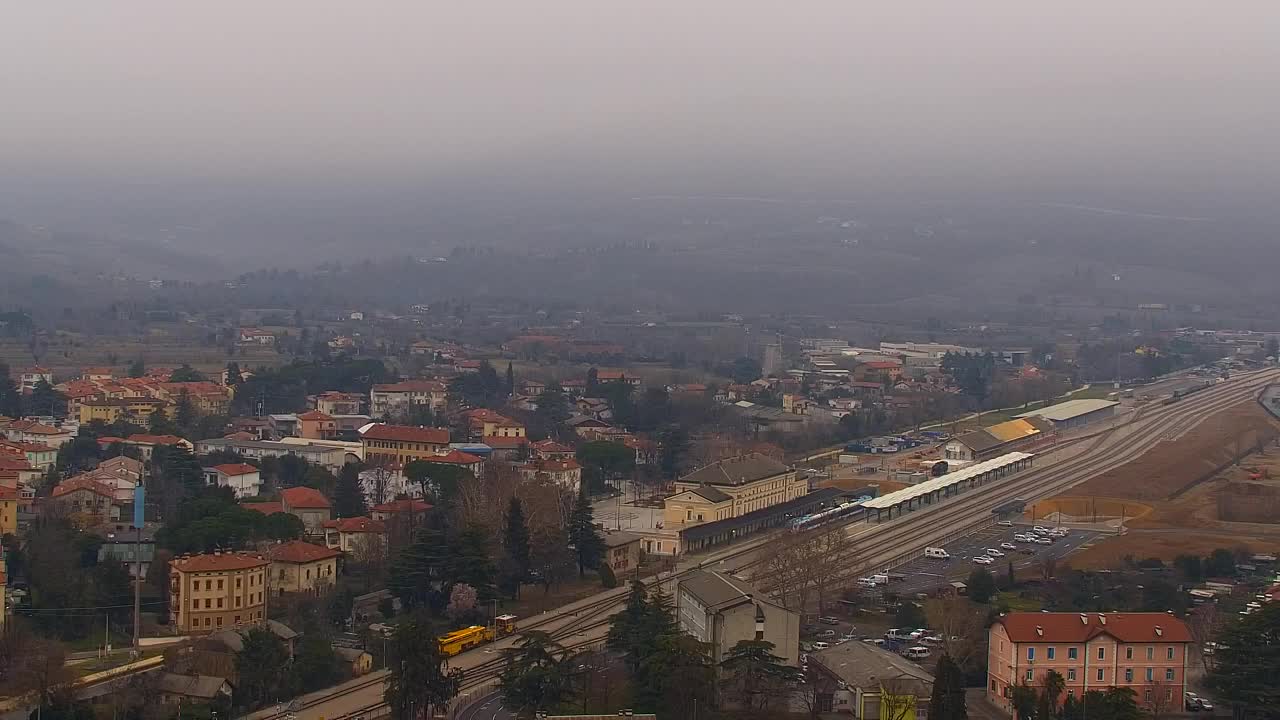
{"left": 787, "top": 495, "right": 874, "bottom": 532}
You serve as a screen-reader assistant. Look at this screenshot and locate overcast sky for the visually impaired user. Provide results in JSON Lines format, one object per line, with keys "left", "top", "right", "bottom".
{"left": 2, "top": 1, "right": 1277, "bottom": 195}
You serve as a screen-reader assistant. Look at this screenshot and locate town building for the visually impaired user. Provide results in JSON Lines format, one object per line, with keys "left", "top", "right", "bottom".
{"left": 204, "top": 463, "right": 263, "bottom": 499}
{"left": 369, "top": 380, "right": 448, "bottom": 418}
{"left": 943, "top": 417, "right": 1054, "bottom": 463}
{"left": 601, "top": 531, "right": 642, "bottom": 577}
{"left": 1015, "top": 399, "right": 1120, "bottom": 431}
{"left": 118, "top": 433, "right": 193, "bottom": 460}
{"left": 194, "top": 438, "right": 348, "bottom": 471}
{"left": 296, "top": 410, "right": 338, "bottom": 440}
{"left": 0, "top": 440, "right": 57, "bottom": 471}
{"left": 50, "top": 475, "right": 120, "bottom": 525}
{"left": 0, "top": 485, "right": 17, "bottom": 536}
{"left": 461, "top": 409, "right": 526, "bottom": 441}
{"left": 93, "top": 523, "right": 157, "bottom": 579}
{"left": 664, "top": 454, "right": 805, "bottom": 529}
{"left": 359, "top": 423, "right": 451, "bottom": 466}
{"left": 16, "top": 366, "right": 53, "bottom": 394}
{"left": 322, "top": 516, "right": 387, "bottom": 555}
{"left": 5, "top": 420, "right": 72, "bottom": 448}
{"left": 675, "top": 570, "right": 800, "bottom": 666}
{"left": 169, "top": 551, "right": 269, "bottom": 634}
{"left": 812, "top": 637, "right": 934, "bottom": 717}
{"left": 516, "top": 458, "right": 582, "bottom": 491}
{"left": 987, "top": 612, "right": 1192, "bottom": 714}
{"left": 78, "top": 397, "right": 170, "bottom": 425}
{"left": 154, "top": 674, "right": 234, "bottom": 707}
{"left": 311, "top": 391, "right": 364, "bottom": 416}
{"left": 266, "top": 540, "right": 341, "bottom": 595}
{"left": 238, "top": 328, "right": 276, "bottom": 345}
{"left": 280, "top": 486, "right": 333, "bottom": 535}
{"left": 422, "top": 449, "right": 486, "bottom": 478}
{"left": 370, "top": 498, "right": 431, "bottom": 524}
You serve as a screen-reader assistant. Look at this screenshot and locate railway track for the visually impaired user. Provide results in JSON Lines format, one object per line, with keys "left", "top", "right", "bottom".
{"left": 252, "top": 370, "right": 1278, "bottom": 720}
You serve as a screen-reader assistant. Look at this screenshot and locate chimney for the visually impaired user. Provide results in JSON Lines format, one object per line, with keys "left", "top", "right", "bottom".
{"left": 1035, "top": 626, "right": 1044, "bottom": 637}
{"left": 1080, "top": 614, "right": 1089, "bottom": 624}
{"left": 1155, "top": 626, "right": 1163, "bottom": 637}
{"left": 1099, "top": 614, "right": 1107, "bottom": 625}
{"left": 754, "top": 603, "right": 766, "bottom": 641}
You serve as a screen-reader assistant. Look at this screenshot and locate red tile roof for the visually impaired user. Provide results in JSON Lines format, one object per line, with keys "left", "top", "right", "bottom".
{"left": 426, "top": 449, "right": 484, "bottom": 466}
{"left": 125, "top": 434, "right": 187, "bottom": 446}
{"left": 281, "top": 486, "right": 332, "bottom": 509}
{"left": 483, "top": 436, "right": 529, "bottom": 449}
{"left": 0, "top": 486, "right": 19, "bottom": 501}
{"left": 372, "top": 498, "right": 432, "bottom": 514}
{"left": 861, "top": 361, "right": 902, "bottom": 370}
{"left": 9, "top": 421, "right": 64, "bottom": 435}
{"left": 531, "top": 440, "right": 574, "bottom": 453}
{"left": 171, "top": 551, "right": 270, "bottom": 573}
{"left": 52, "top": 475, "right": 116, "bottom": 499}
{"left": 322, "top": 517, "right": 385, "bottom": 533}
{"left": 995, "top": 612, "right": 1192, "bottom": 644}
{"left": 212, "top": 463, "right": 259, "bottom": 477}
{"left": 296, "top": 410, "right": 334, "bottom": 421}
{"left": 360, "top": 424, "right": 450, "bottom": 445}
{"left": 267, "top": 540, "right": 341, "bottom": 564}
{"left": 536, "top": 458, "right": 581, "bottom": 472}
{"left": 243, "top": 502, "right": 284, "bottom": 516}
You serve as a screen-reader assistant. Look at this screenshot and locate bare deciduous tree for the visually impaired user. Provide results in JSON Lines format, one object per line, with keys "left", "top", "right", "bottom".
{"left": 925, "top": 596, "right": 987, "bottom": 670}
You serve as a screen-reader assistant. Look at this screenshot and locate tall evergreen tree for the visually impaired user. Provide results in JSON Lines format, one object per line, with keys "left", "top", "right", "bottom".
{"left": 505, "top": 362, "right": 515, "bottom": 397}
{"left": 225, "top": 361, "right": 242, "bottom": 385}
{"left": 127, "top": 359, "right": 146, "bottom": 378}
{"left": 28, "top": 379, "right": 63, "bottom": 417}
{"left": 501, "top": 498, "right": 531, "bottom": 597}
{"left": 0, "top": 362, "right": 21, "bottom": 418}
{"left": 174, "top": 390, "right": 196, "bottom": 431}
{"left": 606, "top": 581, "right": 653, "bottom": 673}
{"left": 499, "top": 631, "right": 578, "bottom": 713}
{"left": 567, "top": 485, "right": 604, "bottom": 576}
{"left": 333, "top": 462, "right": 368, "bottom": 518}
{"left": 389, "top": 527, "right": 451, "bottom": 610}
{"left": 719, "top": 639, "right": 799, "bottom": 713}
{"left": 449, "top": 524, "right": 497, "bottom": 599}
{"left": 384, "top": 612, "right": 461, "bottom": 720}
{"left": 929, "top": 653, "right": 968, "bottom": 720}
{"left": 234, "top": 627, "right": 290, "bottom": 709}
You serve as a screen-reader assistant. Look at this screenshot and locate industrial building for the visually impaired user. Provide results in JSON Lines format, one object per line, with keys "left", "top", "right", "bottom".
{"left": 1015, "top": 398, "right": 1120, "bottom": 431}
{"left": 942, "top": 417, "right": 1054, "bottom": 462}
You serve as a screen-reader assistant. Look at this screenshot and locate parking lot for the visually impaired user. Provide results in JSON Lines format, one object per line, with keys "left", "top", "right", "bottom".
{"left": 882, "top": 523, "right": 1105, "bottom": 596}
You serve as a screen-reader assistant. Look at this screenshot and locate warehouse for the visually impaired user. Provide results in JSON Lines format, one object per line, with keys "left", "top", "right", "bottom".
{"left": 942, "top": 417, "right": 1054, "bottom": 463}
{"left": 1015, "top": 398, "right": 1119, "bottom": 431}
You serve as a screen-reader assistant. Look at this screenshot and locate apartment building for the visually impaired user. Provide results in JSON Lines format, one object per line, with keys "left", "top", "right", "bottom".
{"left": 170, "top": 552, "right": 269, "bottom": 634}
{"left": 987, "top": 612, "right": 1192, "bottom": 714}
{"left": 266, "top": 540, "right": 340, "bottom": 595}
{"left": 359, "top": 423, "right": 451, "bottom": 466}
{"left": 369, "top": 381, "right": 448, "bottom": 418}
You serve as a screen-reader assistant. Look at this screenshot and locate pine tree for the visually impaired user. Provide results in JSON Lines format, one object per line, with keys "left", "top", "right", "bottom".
{"left": 225, "top": 361, "right": 242, "bottom": 385}
{"left": 929, "top": 653, "right": 968, "bottom": 720}
{"left": 501, "top": 498, "right": 531, "bottom": 597}
{"left": 0, "top": 362, "right": 21, "bottom": 418}
{"left": 333, "top": 462, "right": 368, "bottom": 518}
{"left": 384, "top": 612, "right": 461, "bottom": 719}
{"left": 505, "top": 362, "right": 515, "bottom": 397}
{"left": 174, "top": 390, "right": 196, "bottom": 431}
{"left": 606, "top": 580, "right": 653, "bottom": 672}
{"left": 449, "top": 524, "right": 497, "bottom": 600}
{"left": 567, "top": 485, "right": 604, "bottom": 576}
{"left": 28, "top": 379, "right": 62, "bottom": 417}
{"left": 127, "top": 359, "right": 146, "bottom": 378}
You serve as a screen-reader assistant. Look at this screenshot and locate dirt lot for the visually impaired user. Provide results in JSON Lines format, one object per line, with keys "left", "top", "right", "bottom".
{"left": 1047, "top": 398, "right": 1280, "bottom": 569}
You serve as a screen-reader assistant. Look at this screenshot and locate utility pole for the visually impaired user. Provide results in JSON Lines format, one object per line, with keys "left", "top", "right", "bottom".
{"left": 133, "top": 524, "right": 142, "bottom": 656}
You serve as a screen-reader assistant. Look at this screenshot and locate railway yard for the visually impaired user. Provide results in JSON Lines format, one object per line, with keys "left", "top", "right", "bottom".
{"left": 242, "top": 367, "right": 1280, "bottom": 720}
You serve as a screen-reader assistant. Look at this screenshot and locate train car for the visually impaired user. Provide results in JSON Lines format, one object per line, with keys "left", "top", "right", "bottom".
{"left": 788, "top": 496, "right": 873, "bottom": 532}
{"left": 437, "top": 615, "right": 519, "bottom": 657}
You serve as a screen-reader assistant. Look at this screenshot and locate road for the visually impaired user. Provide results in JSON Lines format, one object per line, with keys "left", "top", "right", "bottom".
{"left": 242, "top": 368, "right": 1280, "bottom": 720}
{"left": 455, "top": 691, "right": 513, "bottom": 720}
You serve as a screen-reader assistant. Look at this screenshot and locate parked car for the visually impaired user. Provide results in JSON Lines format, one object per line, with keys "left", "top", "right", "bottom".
{"left": 996, "top": 520, "right": 1014, "bottom": 527}
{"left": 972, "top": 556, "right": 994, "bottom": 565}
{"left": 986, "top": 548, "right": 1005, "bottom": 557}
{"left": 1001, "top": 542, "right": 1017, "bottom": 550}
{"left": 1014, "top": 534, "right": 1032, "bottom": 542}
{"left": 816, "top": 630, "right": 837, "bottom": 639}
{"left": 812, "top": 641, "right": 831, "bottom": 651}
{"left": 1033, "top": 526, "right": 1051, "bottom": 534}
{"left": 819, "top": 616, "right": 841, "bottom": 625}
{"left": 1034, "top": 536, "right": 1053, "bottom": 545}
{"left": 903, "top": 646, "right": 932, "bottom": 660}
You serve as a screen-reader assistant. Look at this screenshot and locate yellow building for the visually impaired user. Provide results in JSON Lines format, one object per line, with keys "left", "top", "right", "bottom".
{"left": 0, "top": 485, "right": 18, "bottom": 536}
{"left": 664, "top": 453, "right": 805, "bottom": 528}
{"left": 266, "top": 540, "right": 341, "bottom": 595}
{"left": 359, "top": 423, "right": 451, "bottom": 466}
{"left": 78, "top": 397, "right": 170, "bottom": 425}
{"left": 170, "top": 552, "right": 269, "bottom": 634}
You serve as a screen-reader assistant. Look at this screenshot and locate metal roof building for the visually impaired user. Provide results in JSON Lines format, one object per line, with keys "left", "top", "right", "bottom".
{"left": 862, "top": 452, "right": 1034, "bottom": 520}
{"left": 1015, "top": 398, "right": 1119, "bottom": 430}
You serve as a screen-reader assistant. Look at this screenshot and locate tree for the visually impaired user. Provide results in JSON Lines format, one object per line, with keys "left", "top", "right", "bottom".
{"left": 529, "top": 524, "right": 574, "bottom": 593}
{"left": 531, "top": 386, "right": 571, "bottom": 440}
{"left": 384, "top": 612, "right": 462, "bottom": 720}
{"left": 598, "top": 563, "right": 618, "bottom": 588}
{"left": 499, "top": 631, "right": 578, "bottom": 714}
{"left": 657, "top": 425, "right": 690, "bottom": 480}
{"left": 606, "top": 581, "right": 656, "bottom": 674}
{"left": 719, "top": 639, "right": 798, "bottom": 712}
{"left": 28, "top": 378, "right": 63, "bottom": 417}
{"left": 127, "top": 359, "right": 146, "bottom": 378}
{"left": 880, "top": 678, "right": 925, "bottom": 720}
{"left": 1037, "top": 670, "right": 1065, "bottom": 720}
{"left": 500, "top": 498, "right": 531, "bottom": 598}
{"left": 292, "top": 630, "right": 341, "bottom": 693}
{"left": 388, "top": 527, "right": 452, "bottom": 610}
{"left": 1174, "top": 553, "right": 1203, "bottom": 582}
{"left": 449, "top": 524, "right": 497, "bottom": 599}
{"left": 505, "top": 362, "right": 515, "bottom": 397}
{"left": 639, "top": 631, "right": 715, "bottom": 718}
{"left": 575, "top": 440, "right": 635, "bottom": 493}
{"left": 586, "top": 367, "right": 599, "bottom": 395}
{"left": 175, "top": 390, "right": 197, "bottom": 431}
{"left": 1145, "top": 679, "right": 1176, "bottom": 720}
{"left": 225, "top": 361, "right": 243, "bottom": 385}
{"left": 1009, "top": 683, "right": 1037, "bottom": 720}
{"left": 1208, "top": 602, "right": 1280, "bottom": 716}
{"left": 234, "top": 627, "right": 290, "bottom": 709}
{"left": 567, "top": 485, "right": 605, "bottom": 576}
{"left": 1204, "top": 548, "right": 1236, "bottom": 577}
{"left": 928, "top": 653, "right": 968, "bottom": 720}
{"left": 333, "top": 462, "right": 369, "bottom": 518}
{"left": 967, "top": 567, "right": 997, "bottom": 603}
{"left": 169, "top": 364, "right": 205, "bottom": 382}
{"left": 446, "top": 583, "right": 479, "bottom": 622}
{"left": 0, "top": 362, "right": 22, "bottom": 418}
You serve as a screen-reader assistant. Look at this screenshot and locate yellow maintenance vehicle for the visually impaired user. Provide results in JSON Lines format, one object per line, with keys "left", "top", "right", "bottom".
{"left": 436, "top": 614, "right": 518, "bottom": 657}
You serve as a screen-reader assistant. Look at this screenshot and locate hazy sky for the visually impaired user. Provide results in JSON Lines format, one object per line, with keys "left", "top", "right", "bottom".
{"left": 3, "top": 1, "right": 1277, "bottom": 189}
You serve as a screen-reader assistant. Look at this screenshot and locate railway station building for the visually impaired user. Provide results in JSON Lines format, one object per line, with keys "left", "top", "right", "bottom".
{"left": 663, "top": 453, "right": 807, "bottom": 529}
{"left": 1015, "top": 398, "right": 1119, "bottom": 431}
{"left": 942, "top": 417, "right": 1054, "bottom": 462}
{"left": 861, "top": 452, "right": 1035, "bottom": 521}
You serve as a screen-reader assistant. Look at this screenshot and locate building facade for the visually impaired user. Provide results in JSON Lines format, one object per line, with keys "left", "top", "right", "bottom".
{"left": 664, "top": 453, "right": 805, "bottom": 529}
{"left": 675, "top": 570, "right": 800, "bottom": 667}
{"left": 267, "top": 540, "right": 340, "bottom": 595}
{"left": 369, "top": 381, "right": 448, "bottom": 418}
{"left": 170, "top": 552, "right": 269, "bottom": 634}
{"left": 987, "top": 612, "right": 1192, "bottom": 715}
{"left": 359, "top": 424, "right": 451, "bottom": 466}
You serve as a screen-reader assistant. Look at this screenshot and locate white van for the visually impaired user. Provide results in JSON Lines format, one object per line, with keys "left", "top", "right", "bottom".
{"left": 812, "top": 641, "right": 832, "bottom": 651}
{"left": 871, "top": 574, "right": 890, "bottom": 585}
{"left": 904, "top": 646, "right": 932, "bottom": 660}
{"left": 924, "top": 547, "right": 950, "bottom": 559}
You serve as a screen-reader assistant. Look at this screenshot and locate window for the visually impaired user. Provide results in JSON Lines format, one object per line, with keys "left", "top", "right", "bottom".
{"left": 1096, "top": 669, "right": 1104, "bottom": 682}
{"left": 1068, "top": 647, "right": 1078, "bottom": 660}
{"left": 192, "top": 599, "right": 199, "bottom": 610}
{"left": 1144, "top": 689, "right": 1151, "bottom": 702}
{"left": 1146, "top": 646, "right": 1153, "bottom": 660}
{"left": 991, "top": 680, "right": 997, "bottom": 691}
{"left": 1027, "top": 647, "right": 1035, "bottom": 661}
{"left": 235, "top": 615, "right": 241, "bottom": 624}
{"left": 204, "top": 618, "right": 211, "bottom": 627}
{"left": 1097, "top": 647, "right": 1105, "bottom": 660}
{"left": 235, "top": 597, "right": 242, "bottom": 608}
{"left": 1165, "top": 669, "right": 1175, "bottom": 682}
{"left": 217, "top": 579, "right": 224, "bottom": 590}
{"left": 1124, "top": 669, "right": 1133, "bottom": 682}
{"left": 1047, "top": 647, "right": 1056, "bottom": 660}
{"left": 216, "top": 617, "right": 223, "bottom": 627}
{"left": 1067, "top": 669, "right": 1076, "bottom": 681}
{"left": 1145, "top": 668, "right": 1153, "bottom": 682}
{"left": 1025, "top": 670, "right": 1033, "bottom": 682}
{"left": 306, "top": 569, "right": 311, "bottom": 580}
{"left": 216, "top": 598, "right": 223, "bottom": 609}
{"left": 204, "top": 599, "right": 211, "bottom": 609}
{"left": 1167, "top": 647, "right": 1175, "bottom": 660}
{"left": 1126, "top": 647, "right": 1133, "bottom": 660}
{"left": 205, "top": 580, "right": 212, "bottom": 591}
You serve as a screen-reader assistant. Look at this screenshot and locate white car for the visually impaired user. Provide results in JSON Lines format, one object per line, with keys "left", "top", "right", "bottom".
{"left": 1001, "top": 542, "right": 1017, "bottom": 551}
{"left": 1034, "top": 536, "right": 1052, "bottom": 545}
{"left": 986, "top": 548, "right": 1005, "bottom": 557}
{"left": 1033, "top": 526, "right": 1051, "bottom": 534}
{"left": 1050, "top": 529, "right": 1068, "bottom": 537}
{"left": 1013, "top": 534, "right": 1032, "bottom": 542}
{"left": 972, "top": 556, "right": 994, "bottom": 565}
{"left": 996, "top": 520, "right": 1014, "bottom": 527}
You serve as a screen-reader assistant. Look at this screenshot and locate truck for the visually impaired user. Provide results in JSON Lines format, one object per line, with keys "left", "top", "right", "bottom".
{"left": 436, "top": 615, "right": 517, "bottom": 657}
{"left": 924, "top": 547, "right": 950, "bottom": 559}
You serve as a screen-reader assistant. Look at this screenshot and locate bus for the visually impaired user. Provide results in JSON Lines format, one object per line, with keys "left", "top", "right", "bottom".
{"left": 437, "top": 614, "right": 518, "bottom": 657}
